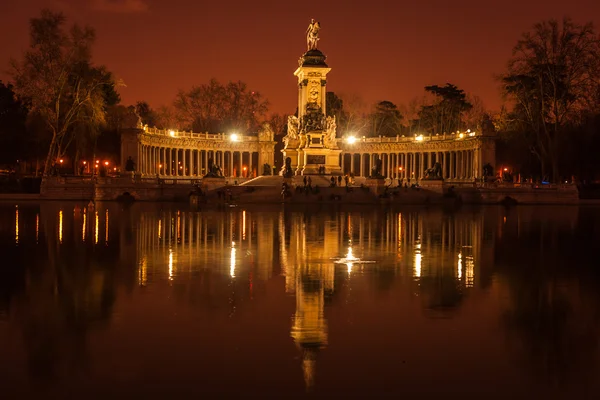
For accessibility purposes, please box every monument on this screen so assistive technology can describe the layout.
[281,19,343,176]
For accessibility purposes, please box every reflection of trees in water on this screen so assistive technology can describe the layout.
[497,206,600,386]
[9,203,122,382]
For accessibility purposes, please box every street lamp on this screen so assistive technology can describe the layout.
[230,133,239,142]
[243,166,247,177]
[346,135,357,144]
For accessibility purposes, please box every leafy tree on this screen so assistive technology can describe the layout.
[174,79,269,134]
[500,17,600,181]
[326,91,345,119]
[417,83,473,134]
[135,101,157,127]
[10,9,120,176]
[368,100,402,137]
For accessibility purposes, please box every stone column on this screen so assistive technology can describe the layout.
[350,154,355,175]
[419,152,424,180]
[229,151,233,177]
[249,152,253,178]
[175,149,179,176]
[238,151,243,178]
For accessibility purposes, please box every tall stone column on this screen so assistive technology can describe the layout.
[249,152,253,178]
[228,151,233,177]
[238,151,243,178]
[175,149,179,176]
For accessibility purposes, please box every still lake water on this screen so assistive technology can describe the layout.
[1,202,600,398]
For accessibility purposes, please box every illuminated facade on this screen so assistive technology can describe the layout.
[338,129,496,182]
[121,125,277,178]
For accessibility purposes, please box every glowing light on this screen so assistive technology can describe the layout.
[58,210,63,244]
[415,135,424,142]
[83,161,87,165]
[242,211,246,240]
[35,213,39,243]
[104,161,109,166]
[469,131,476,137]
[458,133,465,139]
[230,133,239,142]
[105,208,109,244]
[398,166,403,171]
[59,159,64,164]
[82,209,86,241]
[169,249,174,280]
[467,129,471,133]
[158,219,162,239]
[15,206,19,244]
[457,252,463,280]
[230,241,236,278]
[169,130,175,137]
[95,211,99,244]
[346,136,357,144]
[503,167,508,171]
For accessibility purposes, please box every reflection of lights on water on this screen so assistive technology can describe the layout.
[158,219,162,239]
[168,249,174,281]
[105,209,109,244]
[333,246,374,274]
[15,206,19,244]
[242,211,246,240]
[457,252,463,279]
[95,211,99,244]
[82,208,86,241]
[414,252,422,278]
[397,213,402,246]
[503,216,507,224]
[177,211,181,243]
[345,246,357,273]
[466,255,474,287]
[59,210,63,244]
[35,213,39,243]
[139,256,147,286]
[230,241,236,278]
[414,241,422,278]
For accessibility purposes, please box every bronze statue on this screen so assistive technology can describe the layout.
[306,19,321,51]
[204,159,224,178]
[424,162,443,179]
[370,159,384,179]
[282,157,294,178]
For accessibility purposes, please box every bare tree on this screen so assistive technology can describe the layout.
[174,79,269,134]
[10,10,119,176]
[500,17,600,181]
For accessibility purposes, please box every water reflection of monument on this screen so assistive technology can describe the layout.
[132,206,495,390]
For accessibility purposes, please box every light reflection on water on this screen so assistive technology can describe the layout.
[0,203,599,397]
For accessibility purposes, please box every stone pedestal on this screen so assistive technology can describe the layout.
[300,147,342,175]
[201,177,227,191]
[419,179,444,193]
[364,178,386,196]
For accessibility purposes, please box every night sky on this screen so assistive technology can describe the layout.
[1,0,599,116]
